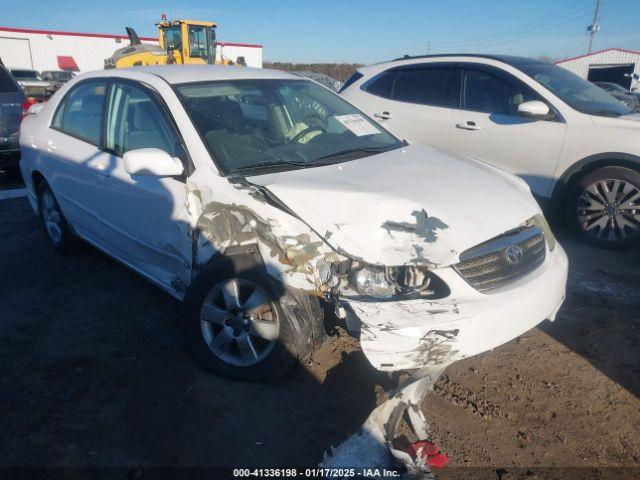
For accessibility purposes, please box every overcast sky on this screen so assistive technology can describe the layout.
[0,0,638,63]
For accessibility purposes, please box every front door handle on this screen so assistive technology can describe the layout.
[374,111,393,120]
[456,121,482,131]
[46,140,56,151]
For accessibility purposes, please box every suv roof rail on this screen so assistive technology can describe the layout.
[388,53,542,66]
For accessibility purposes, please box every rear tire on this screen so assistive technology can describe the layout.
[183,254,321,381]
[566,166,640,249]
[37,181,78,253]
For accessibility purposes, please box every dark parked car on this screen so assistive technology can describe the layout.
[42,70,75,96]
[594,81,639,110]
[0,64,26,177]
[296,71,343,92]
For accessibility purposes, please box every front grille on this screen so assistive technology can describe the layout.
[455,225,546,292]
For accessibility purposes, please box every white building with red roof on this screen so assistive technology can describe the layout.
[556,48,640,91]
[0,25,262,72]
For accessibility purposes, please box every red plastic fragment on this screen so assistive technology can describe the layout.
[426,452,449,468]
[404,440,449,469]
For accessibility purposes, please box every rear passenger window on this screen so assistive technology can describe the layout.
[105,83,176,156]
[392,67,457,107]
[462,68,540,115]
[364,70,398,99]
[55,81,108,145]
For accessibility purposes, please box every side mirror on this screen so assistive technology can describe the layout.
[517,100,551,119]
[123,148,184,177]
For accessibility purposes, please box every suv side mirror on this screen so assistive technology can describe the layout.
[517,100,551,119]
[123,148,184,177]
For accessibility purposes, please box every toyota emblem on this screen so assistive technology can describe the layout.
[504,245,524,265]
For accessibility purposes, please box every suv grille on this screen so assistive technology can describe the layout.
[455,225,546,292]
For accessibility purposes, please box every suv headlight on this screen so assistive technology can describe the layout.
[337,262,449,301]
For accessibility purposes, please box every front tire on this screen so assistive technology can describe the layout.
[183,254,321,381]
[566,166,640,248]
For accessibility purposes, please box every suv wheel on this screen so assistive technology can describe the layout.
[38,182,77,252]
[183,254,319,381]
[567,166,640,248]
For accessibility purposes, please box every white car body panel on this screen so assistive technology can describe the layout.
[19,65,568,372]
[341,56,640,200]
[249,143,540,267]
[448,108,567,196]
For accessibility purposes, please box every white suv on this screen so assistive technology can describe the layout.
[340,55,640,248]
[19,66,567,381]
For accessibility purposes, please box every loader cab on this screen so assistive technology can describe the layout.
[158,19,217,65]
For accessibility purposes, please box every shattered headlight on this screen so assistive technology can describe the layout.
[531,214,556,251]
[337,262,448,300]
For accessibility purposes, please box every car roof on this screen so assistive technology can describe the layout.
[77,65,299,85]
[376,53,549,68]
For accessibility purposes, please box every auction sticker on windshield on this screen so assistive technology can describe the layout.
[335,114,381,136]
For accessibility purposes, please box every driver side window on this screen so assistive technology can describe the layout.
[105,82,176,157]
[461,67,541,116]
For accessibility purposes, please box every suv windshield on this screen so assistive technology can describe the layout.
[177,79,402,175]
[519,63,632,117]
[596,82,628,93]
[11,70,42,81]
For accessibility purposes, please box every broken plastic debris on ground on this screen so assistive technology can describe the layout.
[321,366,448,478]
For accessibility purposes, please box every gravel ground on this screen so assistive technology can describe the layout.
[1,171,639,478]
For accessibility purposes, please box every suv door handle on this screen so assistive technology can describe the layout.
[46,140,56,151]
[456,121,482,131]
[374,111,393,120]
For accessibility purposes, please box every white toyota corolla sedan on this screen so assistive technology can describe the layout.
[19,65,568,381]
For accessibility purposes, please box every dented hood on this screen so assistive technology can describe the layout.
[248,144,540,266]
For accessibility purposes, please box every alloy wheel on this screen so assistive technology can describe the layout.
[200,278,279,367]
[577,179,640,241]
[41,190,63,243]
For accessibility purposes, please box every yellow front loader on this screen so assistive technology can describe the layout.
[105,17,240,69]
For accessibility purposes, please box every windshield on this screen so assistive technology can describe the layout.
[597,82,627,93]
[162,26,182,51]
[519,63,631,117]
[176,79,403,175]
[11,70,42,81]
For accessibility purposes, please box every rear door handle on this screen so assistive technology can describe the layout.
[374,111,393,120]
[456,121,482,131]
[46,140,56,151]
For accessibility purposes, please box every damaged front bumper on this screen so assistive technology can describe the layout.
[343,244,568,371]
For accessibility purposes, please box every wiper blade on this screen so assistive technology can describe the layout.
[315,145,396,162]
[230,160,311,175]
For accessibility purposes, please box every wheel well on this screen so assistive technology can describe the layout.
[32,171,46,191]
[551,154,640,214]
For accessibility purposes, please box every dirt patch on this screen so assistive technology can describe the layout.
[1,196,639,474]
